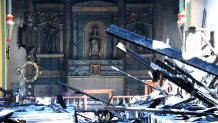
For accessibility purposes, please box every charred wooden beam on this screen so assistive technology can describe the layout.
[56,81,129,121]
[107,24,218,76]
[111,66,167,95]
[56,81,114,106]
[164,59,218,99]
[116,42,218,107]
[104,106,218,117]
[155,60,177,75]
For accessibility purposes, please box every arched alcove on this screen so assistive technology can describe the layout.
[83,21,106,59]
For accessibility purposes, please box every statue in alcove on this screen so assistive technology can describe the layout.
[134,23,149,53]
[43,22,58,53]
[89,25,101,58]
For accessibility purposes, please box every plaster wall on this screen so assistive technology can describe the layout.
[6,0,28,90]
[191,0,207,28]
[206,0,218,54]
[7,17,26,90]
[162,0,181,50]
[190,0,218,54]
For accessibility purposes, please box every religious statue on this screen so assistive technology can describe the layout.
[43,22,58,53]
[134,23,148,53]
[89,25,101,58]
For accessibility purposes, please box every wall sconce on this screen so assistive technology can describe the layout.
[6,45,10,59]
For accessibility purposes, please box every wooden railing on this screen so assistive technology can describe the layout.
[84,89,113,99]
[111,95,147,105]
[63,95,88,109]
[36,84,170,110]
[55,95,147,110]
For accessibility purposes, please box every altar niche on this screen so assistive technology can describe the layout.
[84,21,106,59]
[38,21,62,54]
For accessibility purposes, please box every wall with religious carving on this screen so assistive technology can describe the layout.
[71,1,117,60]
[7,0,180,97]
[84,21,106,59]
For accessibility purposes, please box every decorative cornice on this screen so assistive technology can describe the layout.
[36,11,63,24]
[73,1,116,7]
[72,6,118,12]
[36,4,64,9]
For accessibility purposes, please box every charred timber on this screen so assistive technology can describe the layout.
[107,24,218,76]
[111,66,168,95]
[116,42,218,107]
[104,106,218,117]
[56,81,114,106]
[56,81,129,121]
[164,59,218,99]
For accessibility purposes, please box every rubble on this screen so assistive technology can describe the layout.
[1,24,218,123]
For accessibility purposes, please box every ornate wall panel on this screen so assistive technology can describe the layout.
[29,4,66,96]
[126,4,153,54]
[72,1,117,59]
[36,9,64,54]
[35,4,64,70]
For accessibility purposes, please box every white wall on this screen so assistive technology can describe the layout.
[191,0,207,28]
[7,17,26,90]
[191,0,218,54]
[206,0,218,54]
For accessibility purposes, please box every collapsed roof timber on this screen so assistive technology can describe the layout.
[1,24,218,122]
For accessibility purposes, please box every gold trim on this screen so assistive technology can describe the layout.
[4,0,7,89]
[20,61,39,83]
[0,0,2,90]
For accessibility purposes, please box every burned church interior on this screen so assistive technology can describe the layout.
[1,0,218,122]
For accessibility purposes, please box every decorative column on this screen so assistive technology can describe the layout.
[112,14,118,58]
[154,0,163,41]
[64,0,72,62]
[117,0,126,59]
[0,0,7,91]
[72,14,78,59]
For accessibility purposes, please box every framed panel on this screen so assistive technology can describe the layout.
[91,65,100,76]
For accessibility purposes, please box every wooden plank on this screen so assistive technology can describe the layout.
[56,81,114,106]
[116,42,218,107]
[84,89,113,100]
[104,106,217,116]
